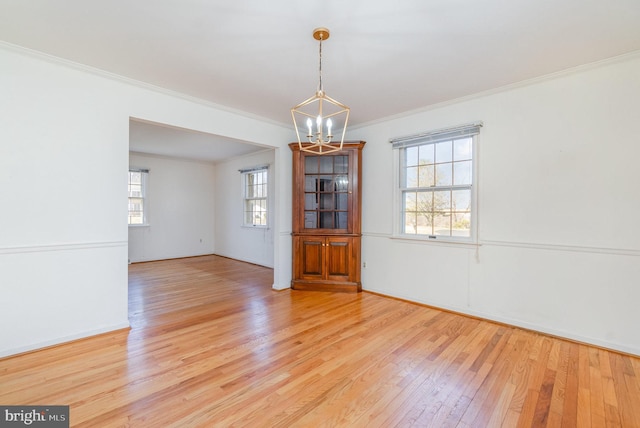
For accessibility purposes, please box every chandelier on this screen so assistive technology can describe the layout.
[291,28,350,154]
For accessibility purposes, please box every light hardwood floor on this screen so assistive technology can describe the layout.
[1,255,639,427]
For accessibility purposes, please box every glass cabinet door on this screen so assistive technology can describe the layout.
[303,154,349,230]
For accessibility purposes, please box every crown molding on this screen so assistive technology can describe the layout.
[0,41,291,130]
[352,49,640,130]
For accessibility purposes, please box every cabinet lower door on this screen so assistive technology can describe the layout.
[292,235,361,292]
[325,237,351,282]
[298,236,324,280]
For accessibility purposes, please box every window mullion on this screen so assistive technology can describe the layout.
[397,132,476,240]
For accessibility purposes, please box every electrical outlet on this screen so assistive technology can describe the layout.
[363,262,367,268]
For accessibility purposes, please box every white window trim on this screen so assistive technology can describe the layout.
[128,168,149,227]
[240,165,269,229]
[391,122,481,245]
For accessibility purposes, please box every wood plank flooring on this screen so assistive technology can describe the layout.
[1,255,639,427]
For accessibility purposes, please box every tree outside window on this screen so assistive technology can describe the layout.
[393,122,481,241]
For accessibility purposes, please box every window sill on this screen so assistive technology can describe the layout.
[390,234,479,249]
[128,224,150,228]
[242,225,269,230]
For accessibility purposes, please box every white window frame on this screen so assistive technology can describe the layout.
[391,122,481,244]
[128,168,149,226]
[241,165,269,228]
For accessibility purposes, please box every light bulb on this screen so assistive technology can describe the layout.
[327,118,332,137]
[306,118,312,136]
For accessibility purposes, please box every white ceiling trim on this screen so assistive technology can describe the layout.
[351,49,640,130]
[0,40,291,130]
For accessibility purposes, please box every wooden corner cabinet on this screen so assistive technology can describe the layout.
[289,141,365,292]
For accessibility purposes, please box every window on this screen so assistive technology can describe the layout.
[128,169,148,225]
[242,166,268,227]
[392,123,481,241]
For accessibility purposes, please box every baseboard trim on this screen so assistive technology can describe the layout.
[129,252,218,264]
[272,283,290,291]
[0,322,131,360]
[210,252,274,269]
[364,288,640,358]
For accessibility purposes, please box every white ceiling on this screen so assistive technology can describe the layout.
[129,119,270,162]
[2,0,640,160]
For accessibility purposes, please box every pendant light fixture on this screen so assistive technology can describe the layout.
[291,28,350,154]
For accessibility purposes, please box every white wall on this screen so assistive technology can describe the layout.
[273,146,293,290]
[0,44,292,358]
[128,153,216,262]
[0,46,130,358]
[214,150,276,268]
[349,53,640,355]
[8,35,635,358]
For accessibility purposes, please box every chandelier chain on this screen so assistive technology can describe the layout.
[318,34,323,93]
